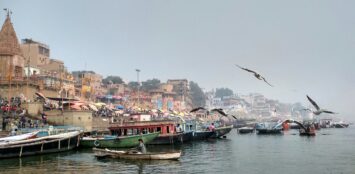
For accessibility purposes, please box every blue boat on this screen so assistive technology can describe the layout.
[256,122,283,134]
[183,119,214,141]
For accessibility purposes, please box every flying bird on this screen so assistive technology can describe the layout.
[190,107,206,113]
[211,108,237,119]
[211,108,227,116]
[235,64,273,87]
[304,95,337,115]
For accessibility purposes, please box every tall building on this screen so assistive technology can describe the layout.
[0,13,25,82]
[166,79,192,110]
[20,38,50,67]
[72,71,103,101]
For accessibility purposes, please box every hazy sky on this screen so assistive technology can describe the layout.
[2,1,355,120]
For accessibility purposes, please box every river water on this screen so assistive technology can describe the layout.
[0,127,354,174]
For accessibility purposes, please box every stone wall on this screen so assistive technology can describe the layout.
[92,116,111,132]
[29,110,94,132]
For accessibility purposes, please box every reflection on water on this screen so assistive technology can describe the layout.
[0,128,354,174]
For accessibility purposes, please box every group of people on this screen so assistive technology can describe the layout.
[93,106,117,117]
[0,97,22,116]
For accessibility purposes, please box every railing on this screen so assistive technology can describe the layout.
[110,120,176,127]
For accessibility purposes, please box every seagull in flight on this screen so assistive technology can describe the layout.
[190,107,207,113]
[235,64,273,87]
[304,95,337,115]
[190,107,237,119]
[211,108,237,119]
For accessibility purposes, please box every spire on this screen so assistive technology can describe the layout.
[0,12,23,56]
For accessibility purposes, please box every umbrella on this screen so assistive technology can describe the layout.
[116,105,124,110]
[70,105,81,110]
[88,104,98,112]
[95,102,106,107]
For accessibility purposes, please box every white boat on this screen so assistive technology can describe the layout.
[0,131,81,158]
[0,131,39,144]
[93,148,181,160]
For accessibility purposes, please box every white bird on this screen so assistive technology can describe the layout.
[235,64,273,87]
[304,95,337,115]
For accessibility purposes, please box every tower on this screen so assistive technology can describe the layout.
[0,10,25,102]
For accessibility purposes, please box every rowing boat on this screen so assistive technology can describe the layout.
[0,131,81,158]
[93,148,181,160]
[0,131,39,144]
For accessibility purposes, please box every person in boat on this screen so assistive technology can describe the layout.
[41,112,47,125]
[176,123,183,133]
[208,123,215,131]
[10,124,18,136]
[136,139,147,154]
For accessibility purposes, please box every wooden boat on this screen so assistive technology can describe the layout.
[299,129,316,136]
[184,119,214,141]
[191,131,213,140]
[256,128,282,134]
[109,120,192,145]
[0,131,39,144]
[0,131,81,159]
[256,122,283,134]
[210,125,233,138]
[93,148,181,160]
[283,119,317,136]
[238,127,255,134]
[80,132,160,148]
[333,122,349,128]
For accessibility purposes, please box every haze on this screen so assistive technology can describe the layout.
[3,0,355,121]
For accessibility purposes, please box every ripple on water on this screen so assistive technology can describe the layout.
[0,128,355,174]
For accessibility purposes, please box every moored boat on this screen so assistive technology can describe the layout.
[184,119,213,141]
[93,148,181,160]
[210,125,233,138]
[109,120,192,145]
[80,132,160,148]
[333,122,349,128]
[256,122,283,134]
[0,131,39,144]
[284,119,317,136]
[0,131,81,159]
[191,131,213,140]
[238,127,255,134]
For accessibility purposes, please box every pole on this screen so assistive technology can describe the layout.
[26,40,31,101]
[8,58,13,112]
[136,69,140,107]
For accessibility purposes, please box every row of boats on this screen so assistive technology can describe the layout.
[0,115,233,160]
[238,119,350,136]
[82,118,233,148]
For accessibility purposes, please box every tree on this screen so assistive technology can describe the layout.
[215,88,234,98]
[103,76,124,85]
[72,71,96,79]
[189,81,206,107]
[141,79,161,91]
[128,81,139,90]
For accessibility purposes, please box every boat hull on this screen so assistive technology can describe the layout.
[299,132,316,136]
[210,125,233,138]
[93,148,181,160]
[334,124,349,128]
[256,129,282,134]
[147,132,188,145]
[0,131,80,159]
[192,131,213,140]
[238,127,255,134]
[181,131,193,142]
[0,131,39,144]
[80,132,159,148]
